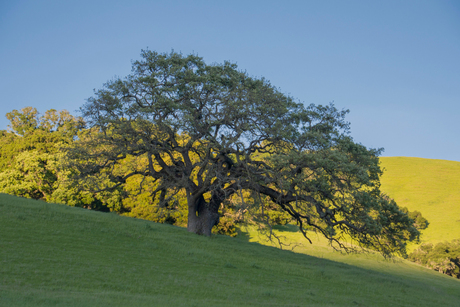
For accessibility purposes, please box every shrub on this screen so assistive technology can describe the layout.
[400,207,429,230]
[408,239,460,278]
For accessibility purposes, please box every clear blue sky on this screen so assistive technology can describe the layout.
[1,0,459,161]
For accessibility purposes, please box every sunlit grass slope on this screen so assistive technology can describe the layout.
[379,157,460,244]
[1,194,460,306]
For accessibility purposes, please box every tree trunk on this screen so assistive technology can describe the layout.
[187,194,220,236]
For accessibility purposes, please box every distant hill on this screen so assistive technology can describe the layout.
[1,193,459,306]
[379,157,460,244]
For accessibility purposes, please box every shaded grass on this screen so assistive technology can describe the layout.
[1,193,459,306]
[379,157,460,245]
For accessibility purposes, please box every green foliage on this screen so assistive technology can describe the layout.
[213,215,238,237]
[0,107,106,209]
[0,150,58,199]
[400,207,429,231]
[409,239,460,279]
[266,206,293,226]
[0,108,83,168]
[0,108,81,198]
[69,50,420,256]
[122,173,189,225]
[5,106,40,136]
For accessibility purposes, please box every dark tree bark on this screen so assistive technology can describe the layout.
[187,194,220,236]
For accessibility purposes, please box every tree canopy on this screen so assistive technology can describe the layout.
[70,50,420,256]
[0,108,83,200]
[0,107,114,210]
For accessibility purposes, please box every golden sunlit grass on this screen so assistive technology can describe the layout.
[379,157,460,245]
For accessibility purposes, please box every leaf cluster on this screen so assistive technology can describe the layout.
[0,107,103,208]
[409,239,460,278]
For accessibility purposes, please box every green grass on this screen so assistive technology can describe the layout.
[1,193,460,306]
[379,157,460,245]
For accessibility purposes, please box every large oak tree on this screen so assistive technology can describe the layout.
[72,50,419,256]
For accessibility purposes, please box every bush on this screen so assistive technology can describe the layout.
[408,239,460,278]
[213,215,238,237]
[400,207,429,230]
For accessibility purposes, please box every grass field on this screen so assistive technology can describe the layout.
[379,157,460,245]
[1,193,460,306]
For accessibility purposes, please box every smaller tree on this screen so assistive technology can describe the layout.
[1,107,83,165]
[409,239,460,278]
[0,108,94,205]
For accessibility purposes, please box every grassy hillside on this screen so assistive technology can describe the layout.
[1,193,460,306]
[379,157,460,244]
